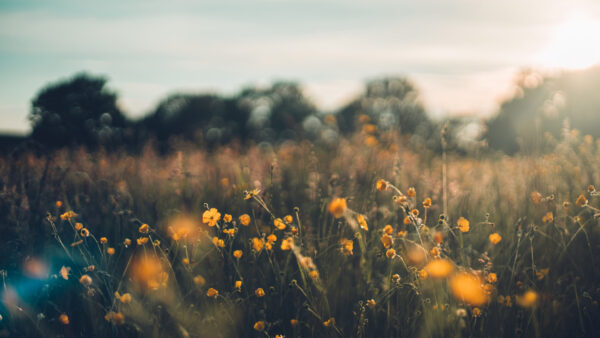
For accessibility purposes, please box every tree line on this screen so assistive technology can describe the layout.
[25,67,600,154]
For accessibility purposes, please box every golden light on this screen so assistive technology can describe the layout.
[538,16,600,70]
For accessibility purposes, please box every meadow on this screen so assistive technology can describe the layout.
[0,125,599,337]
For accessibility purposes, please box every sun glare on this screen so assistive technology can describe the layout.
[538,17,600,70]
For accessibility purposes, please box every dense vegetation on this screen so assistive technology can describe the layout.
[0,123,599,337]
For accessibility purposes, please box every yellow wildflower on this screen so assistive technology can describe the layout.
[253,321,265,331]
[457,217,470,232]
[203,208,221,227]
[357,214,368,230]
[340,238,354,256]
[59,314,69,325]
[450,272,489,306]
[138,223,149,234]
[489,233,502,245]
[422,197,432,208]
[223,214,232,223]
[284,215,293,224]
[380,234,393,248]
[328,198,347,218]
[386,248,396,259]
[255,288,265,297]
[376,179,387,191]
[206,288,219,298]
[274,218,286,230]
[407,187,416,198]
[100,237,108,244]
[239,214,251,226]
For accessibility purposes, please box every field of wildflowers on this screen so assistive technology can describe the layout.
[0,127,599,337]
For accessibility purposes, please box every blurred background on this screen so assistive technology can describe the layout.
[2,0,600,154]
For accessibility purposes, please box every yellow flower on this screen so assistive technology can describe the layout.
[489,233,502,245]
[380,234,393,248]
[323,318,335,327]
[397,230,408,238]
[536,268,549,280]
[59,266,70,280]
[386,248,396,259]
[424,259,454,278]
[217,239,225,248]
[75,222,83,231]
[107,247,115,255]
[56,200,63,208]
[206,288,219,298]
[364,135,378,147]
[487,273,498,283]
[403,216,411,225]
[429,247,440,257]
[252,238,264,252]
[235,280,242,290]
[392,274,400,282]
[104,311,125,325]
[290,319,299,327]
[366,299,376,308]
[223,214,232,223]
[79,274,92,286]
[383,224,393,235]
[267,234,277,243]
[291,226,298,235]
[542,212,554,223]
[450,272,489,306]
[100,237,108,244]
[123,238,131,246]
[120,292,132,304]
[576,194,587,206]
[274,218,286,230]
[340,238,354,256]
[407,187,416,198]
[422,197,432,208]
[138,223,149,234]
[239,214,251,226]
[516,290,539,308]
[59,313,69,325]
[376,179,387,191]
[357,214,368,230]
[193,275,206,286]
[244,188,260,200]
[418,269,428,280]
[328,198,347,218]
[411,209,419,216]
[457,217,470,232]
[80,228,90,237]
[472,307,482,317]
[284,215,293,224]
[60,211,77,221]
[433,232,443,244]
[253,321,266,331]
[137,237,148,245]
[281,238,293,251]
[255,288,265,297]
[395,195,408,204]
[309,270,319,280]
[182,258,190,265]
[223,228,236,236]
[230,250,242,259]
[203,208,221,226]
[531,191,542,204]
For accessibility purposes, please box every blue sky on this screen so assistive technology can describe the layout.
[2,0,600,133]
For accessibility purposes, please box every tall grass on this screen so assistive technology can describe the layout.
[0,129,599,337]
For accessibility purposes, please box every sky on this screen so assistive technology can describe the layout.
[2,0,600,133]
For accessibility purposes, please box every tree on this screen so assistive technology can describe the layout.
[138,93,250,149]
[236,81,317,142]
[336,77,431,136]
[29,73,128,149]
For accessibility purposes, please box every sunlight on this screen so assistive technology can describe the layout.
[538,16,600,70]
